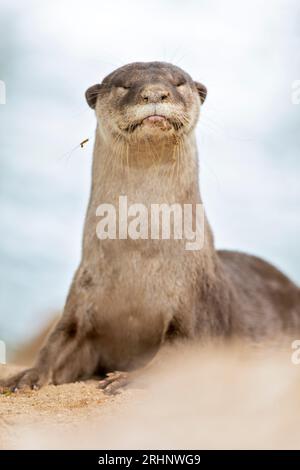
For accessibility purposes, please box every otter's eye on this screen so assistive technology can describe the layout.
[176,82,186,88]
[118,85,130,90]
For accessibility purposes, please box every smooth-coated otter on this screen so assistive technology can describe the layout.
[1,61,299,393]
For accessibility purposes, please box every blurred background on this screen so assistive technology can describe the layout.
[0,0,299,353]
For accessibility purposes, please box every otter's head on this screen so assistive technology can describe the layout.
[86,62,206,142]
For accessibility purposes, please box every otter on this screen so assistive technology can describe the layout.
[1,61,299,393]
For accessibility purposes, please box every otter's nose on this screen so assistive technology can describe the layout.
[140,86,170,103]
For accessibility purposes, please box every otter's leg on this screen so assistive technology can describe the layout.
[51,332,100,385]
[0,315,99,392]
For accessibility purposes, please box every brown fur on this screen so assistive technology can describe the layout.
[1,61,299,392]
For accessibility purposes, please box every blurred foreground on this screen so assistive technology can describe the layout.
[1,337,300,449]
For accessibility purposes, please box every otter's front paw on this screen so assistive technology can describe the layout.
[98,371,131,395]
[0,368,45,393]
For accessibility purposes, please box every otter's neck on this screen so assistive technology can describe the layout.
[90,127,202,205]
[82,126,218,276]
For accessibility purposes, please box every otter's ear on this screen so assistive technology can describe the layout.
[85,84,102,109]
[194,82,207,104]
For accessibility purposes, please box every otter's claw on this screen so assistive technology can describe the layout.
[98,371,131,395]
[0,368,44,394]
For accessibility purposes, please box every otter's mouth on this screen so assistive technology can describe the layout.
[125,114,183,133]
[142,115,167,124]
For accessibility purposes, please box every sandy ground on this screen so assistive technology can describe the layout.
[1,338,300,449]
[0,372,139,449]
